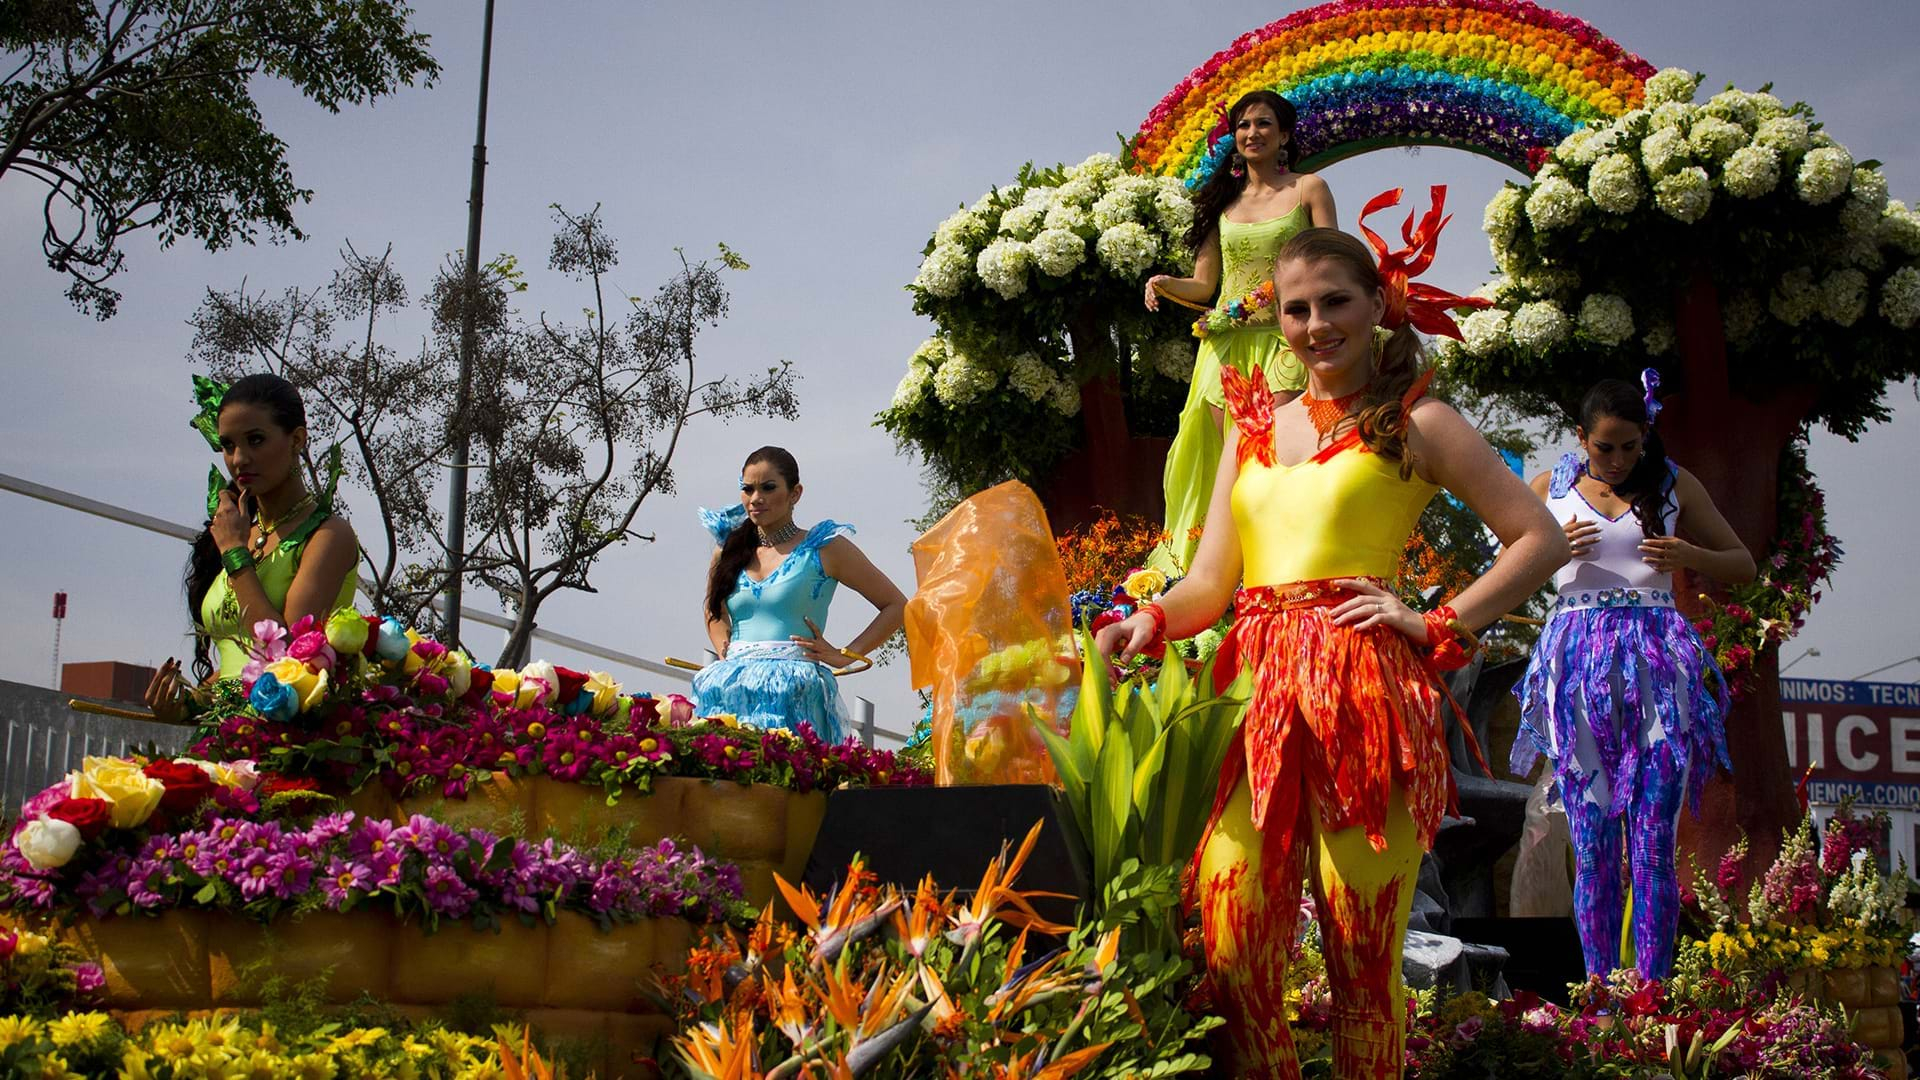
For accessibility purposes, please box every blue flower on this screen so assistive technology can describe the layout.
[374,616,410,663]
[249,672,299,723]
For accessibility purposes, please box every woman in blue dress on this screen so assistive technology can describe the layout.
[695,446,907,742]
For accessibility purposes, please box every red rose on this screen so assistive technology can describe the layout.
[362,614,384,658]
[554,666,589,704]
[142,760,217,815]
[467,667,494,697]
[258,774,322,798]
[45,797,112,841]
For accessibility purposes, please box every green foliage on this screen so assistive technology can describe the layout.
[1036,629,1249,951]
[1,0,441,316]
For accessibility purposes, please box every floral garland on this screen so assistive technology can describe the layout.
[1690,442,1841,697]
[1,758,751,929]
[1191,280,1275,339]
[186,613,926,799]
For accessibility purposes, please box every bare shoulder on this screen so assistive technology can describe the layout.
[1528,470,1553,497]
[1404,395,1469,434]
[312,515,358,547]
[1292,172,1331,195]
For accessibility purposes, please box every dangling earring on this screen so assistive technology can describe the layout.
[1230,153,1245,179]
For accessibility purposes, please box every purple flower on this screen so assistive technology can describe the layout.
[270,852,314,899]
[321,857,373,908]
[350,818,399,862]
[125,858,170,909]
[234,848,279,900]
[404,815,462,862]
[72,963,105,996]
[423,864,477,919]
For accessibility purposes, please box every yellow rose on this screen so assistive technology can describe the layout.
[586,671,622,717]
[1122,568,1168,600]
[266,657,321,706]
[491,669,521,698]
[402,630,425,674]
[70,756,164,829]
[13,929,48,957]
[298,667,330,712]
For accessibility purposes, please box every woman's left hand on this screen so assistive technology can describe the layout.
[793,617,854,667]
[1638,536,1699,574]
[1329,579,1429,643]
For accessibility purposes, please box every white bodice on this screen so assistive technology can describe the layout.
[1545,455,1675,597]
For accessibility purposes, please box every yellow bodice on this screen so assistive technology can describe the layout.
[1231,443,1438,587]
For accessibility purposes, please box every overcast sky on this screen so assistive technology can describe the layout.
[3,0,1917,740]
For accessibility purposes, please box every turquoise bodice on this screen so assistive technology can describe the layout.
[700,507,855,643]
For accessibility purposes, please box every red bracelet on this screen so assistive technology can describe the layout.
[1141,602,1169,642]
[1422,605,1478,672]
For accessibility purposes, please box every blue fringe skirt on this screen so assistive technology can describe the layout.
[1511,602,1731,817]
[692,640,849,744]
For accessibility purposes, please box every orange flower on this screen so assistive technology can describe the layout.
[889,874,948,960]
[946,821,1075,952]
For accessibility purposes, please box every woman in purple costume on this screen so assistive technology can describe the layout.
[1511,373,1755,978]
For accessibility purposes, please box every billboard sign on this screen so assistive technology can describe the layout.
[1781,677,1920,808]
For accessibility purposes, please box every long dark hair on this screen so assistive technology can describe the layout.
[1184,90,1301,254]
[185,373,308,680]
[1577,379,1674,540]
[704,447,801,626]
[1274,228,1426,477]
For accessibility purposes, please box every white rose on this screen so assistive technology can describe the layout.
[15,818,81,871]
[519,660,559,706]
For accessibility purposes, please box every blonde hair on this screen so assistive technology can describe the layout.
[1274,227,1425,477]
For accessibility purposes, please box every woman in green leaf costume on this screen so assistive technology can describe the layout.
[1144,90,1337,574]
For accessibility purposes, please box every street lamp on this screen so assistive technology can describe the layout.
[1781,646,1821,673]
[1850,654,1920,681]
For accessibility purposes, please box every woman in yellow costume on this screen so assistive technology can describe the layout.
[1101,190,1568,1079]
[1143,90,1337,574]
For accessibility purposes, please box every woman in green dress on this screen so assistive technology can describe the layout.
[1144,90,1337,574]
[145,374,359,720]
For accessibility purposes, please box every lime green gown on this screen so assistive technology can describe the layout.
[1152,205,1310,574]
[198,511,359,678]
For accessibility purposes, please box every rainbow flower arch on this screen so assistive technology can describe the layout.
[1133,0,1656,185]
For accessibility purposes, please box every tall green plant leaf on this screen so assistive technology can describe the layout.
[1093,727,1136,893]
[1032,703,1092,850]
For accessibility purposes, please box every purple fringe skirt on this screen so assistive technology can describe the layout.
[1511,604,1730,817]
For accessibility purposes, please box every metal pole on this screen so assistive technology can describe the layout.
[442,0,497,647]
[856,697,875,749]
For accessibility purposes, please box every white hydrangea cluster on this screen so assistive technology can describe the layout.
[1514,264,1581,298]
[1642,318,1676,356]
[1052,176,1099,209]
[1030,228,1086,277]
[935,207,990,250]
[914,243,974,298]
[1075,153,1124,181]
[1820,267,1869,326]
[1558,127,1601,167]
[1096,222,1160,278]
[1640,126,1694,177]
[1044,201,1090,233]
[1754,116,1811,157]
[1148,338,1196,382]
[932,345,999,406]
[1587,153,1644,214]
[976,238,1033,300]
[1459,308,1510,357]
[1577,293,1635,345]
[1091,188,1141,232]
[1686,116,1749,163]
[1654,167,1714,223]
[1722,290,1765,345]
[1841,167,1890,234]
[997,202,1047,241]
[1006,351,1057,401]
[891,340,943,410]
[1701,89,1759,128]
[1795,146,1854,205]
[1525,174,1590,231]
[1645,67,1702,106]
[1769,266,1819,325]
[1483,185,1525,251]
[1720,145,1780,199]
[1881,201,1920,256]
[1154,186,1195,235]
[1509,300,1570,352]
[1879,264,1920,329]
[1046,377,1081,416]
[1649,102,1696,132]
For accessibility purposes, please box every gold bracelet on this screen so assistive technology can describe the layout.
[831,648,873,676]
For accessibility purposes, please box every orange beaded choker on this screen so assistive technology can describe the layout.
[1302,385,1368,437]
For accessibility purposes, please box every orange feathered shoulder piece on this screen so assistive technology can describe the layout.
[1220,364,1277,469]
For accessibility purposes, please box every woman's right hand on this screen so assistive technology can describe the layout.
[1563,515,1600,560]
[1143,275,1170,312]
[1094,611,1159,663]
[210,488,251,554]
[144,658,186,724]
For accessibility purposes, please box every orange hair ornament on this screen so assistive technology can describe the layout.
[1357,185,1491,340]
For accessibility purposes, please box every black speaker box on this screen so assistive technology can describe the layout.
[1449,916,1587,1003]
[801,784,1091,930]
